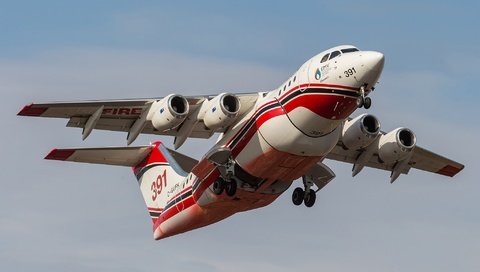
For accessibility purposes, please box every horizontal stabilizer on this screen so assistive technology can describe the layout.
[45,145,154,167]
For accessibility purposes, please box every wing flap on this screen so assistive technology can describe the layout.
[326,146,399,173]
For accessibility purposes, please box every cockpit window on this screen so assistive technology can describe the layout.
[329,51,341,60]
[320,53,329,63]
[341,48,359,53]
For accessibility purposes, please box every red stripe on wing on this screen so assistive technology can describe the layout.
[44,149,75,161]
[436,165,464,177]
[17,104,48,116]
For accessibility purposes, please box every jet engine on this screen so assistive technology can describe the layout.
[378,128,416,163]
[203,93,240,130]
[342,114,381,150]
[149,94,189,131]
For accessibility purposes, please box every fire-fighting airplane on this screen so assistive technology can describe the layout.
[18,45,464,240]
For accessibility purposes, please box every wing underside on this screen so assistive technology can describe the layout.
[18,93,259,146]
[326,138,464,180]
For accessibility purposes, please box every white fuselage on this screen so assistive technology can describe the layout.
[153,45,385,239]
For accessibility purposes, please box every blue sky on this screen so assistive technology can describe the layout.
[1,1,479,271]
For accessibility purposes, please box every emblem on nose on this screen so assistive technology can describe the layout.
[315,68,321,80]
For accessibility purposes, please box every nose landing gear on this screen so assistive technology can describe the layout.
[290,162,336,208]
[357,85,372,109]
[291,178,317,208]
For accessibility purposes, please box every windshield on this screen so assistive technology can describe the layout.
[329,51,341,60]
[341,48,359,54]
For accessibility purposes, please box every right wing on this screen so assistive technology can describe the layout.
[18,93,259,147]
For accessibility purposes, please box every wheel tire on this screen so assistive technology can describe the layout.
[364,97,372,109]
[292,187,305,206]
[304,189,316,208]
[213,178,225,195]
[225,181,237,197]
[357,96,364,108]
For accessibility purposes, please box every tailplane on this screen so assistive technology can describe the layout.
[45,141,196,227]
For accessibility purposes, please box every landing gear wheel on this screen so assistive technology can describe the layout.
[363,97,372,109]
[356,96,364,108]
[213,178,225,195]
[304,189,316,208]
[292,187,305,206]
[225,181,237,197]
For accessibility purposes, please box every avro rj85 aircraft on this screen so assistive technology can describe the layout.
[18,45,464,240]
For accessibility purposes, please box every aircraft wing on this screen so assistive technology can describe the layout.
[326,135,464,182]
[18,93,259,147]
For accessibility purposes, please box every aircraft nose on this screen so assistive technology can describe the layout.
[364,51,385,72]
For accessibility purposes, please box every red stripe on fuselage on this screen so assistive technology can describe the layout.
[282,93,357,120]
[166,186,192,206]
[153,195,196,230]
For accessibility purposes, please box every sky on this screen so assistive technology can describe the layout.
[1,1,479,271]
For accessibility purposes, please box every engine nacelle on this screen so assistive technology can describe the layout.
[378,127,416,163]
[203,93,240,130]
[342,114,381,150]
[148,94,189,131]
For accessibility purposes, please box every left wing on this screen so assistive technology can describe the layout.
[18,93,259,148]
[327,144,464,180]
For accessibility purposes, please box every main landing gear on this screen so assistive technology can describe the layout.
[292,179,317,208]
[213,177,237,197]
[207,146,238,197]
[357,85,372,109]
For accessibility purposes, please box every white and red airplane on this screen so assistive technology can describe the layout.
[18,45,464,240]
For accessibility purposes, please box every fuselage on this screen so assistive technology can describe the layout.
[152,45,385,239]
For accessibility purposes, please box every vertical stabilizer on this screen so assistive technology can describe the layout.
[132,141,189,225]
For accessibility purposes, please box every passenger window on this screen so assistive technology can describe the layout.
[288,81,291,87]
[320,54,329,63]
[329,51,341,60]
[293,76,296,82]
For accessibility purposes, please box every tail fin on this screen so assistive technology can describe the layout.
[45,141,195,225]
[131,142,190,223]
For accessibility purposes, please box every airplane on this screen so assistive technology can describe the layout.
[18,45,464,240]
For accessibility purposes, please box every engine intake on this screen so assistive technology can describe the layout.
[378,128,416,163]
[149,94,189,131]
[342,114,381,150]
[203,93,240,130]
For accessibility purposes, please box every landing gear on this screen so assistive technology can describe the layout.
[357,85,372,109]
[304,189,316,207]
[208,147,238,197]
[291,187,317,207]
[213,178,225,195]
[225,180,237,197]
[292,187,305,206]
[212,177,237,197]
[363,97,371,109]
